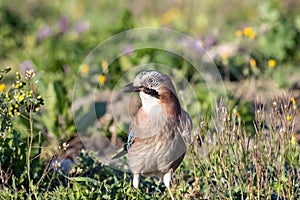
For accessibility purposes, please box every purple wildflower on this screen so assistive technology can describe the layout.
[75,20,90,34]
[59,16,70,34]
[37,26,52,41]
[21,60,34,71]
[204,36,217,49]
[180,37,204,54]
[122,45,134,55]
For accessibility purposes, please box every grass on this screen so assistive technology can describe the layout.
[1,93,298,199]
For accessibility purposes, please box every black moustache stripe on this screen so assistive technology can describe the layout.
[144,88,160,99]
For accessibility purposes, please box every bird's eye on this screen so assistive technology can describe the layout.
[147,77,157,86]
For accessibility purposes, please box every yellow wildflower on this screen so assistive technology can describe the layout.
[291,97,296,105]
[14,82,24,89]
[268,59,276,68]
[221,53,229,60]
[101,60,108,71]
[80,64,89,75]
[160,7,181,24]
[18,95,25,102]
[235,30,243,38]
[291,133,296,145]
[249,58,256,68]
[291,97,297,110]
[72,2,84,19]
[220,53,229,65]
[243,27,256,39]
[0,83,6,92]
[286,115,292,121]
[98,74,107,85]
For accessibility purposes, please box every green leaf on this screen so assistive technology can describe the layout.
[119,56,133,71]
[66,176,98,184]
[53,80,68,113]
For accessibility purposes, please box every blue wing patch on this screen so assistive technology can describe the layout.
[111,129,135,160]
[126,129,135,150]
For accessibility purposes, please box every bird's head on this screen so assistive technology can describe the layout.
[122,70,180,116]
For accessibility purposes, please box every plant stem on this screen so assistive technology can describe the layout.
[27,109,34,198]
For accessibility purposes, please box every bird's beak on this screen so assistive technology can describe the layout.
[122,83,141,93]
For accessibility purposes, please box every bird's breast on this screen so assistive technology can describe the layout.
[132,106,167,138]
[128,116,186,176]
[128,131,186,177]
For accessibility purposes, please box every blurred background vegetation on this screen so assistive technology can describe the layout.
[0,0,300,199]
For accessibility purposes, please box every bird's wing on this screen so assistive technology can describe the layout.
[111,129,135,159]
[180,109,192,134]
[126,129,135,150]
[179,109,193,144]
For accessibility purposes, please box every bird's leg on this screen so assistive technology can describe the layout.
[133,173,140,189]
[163,170,175,200]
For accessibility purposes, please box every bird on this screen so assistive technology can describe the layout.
[113,70,192,199]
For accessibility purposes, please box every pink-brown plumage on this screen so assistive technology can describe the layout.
[121,70,191,200]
